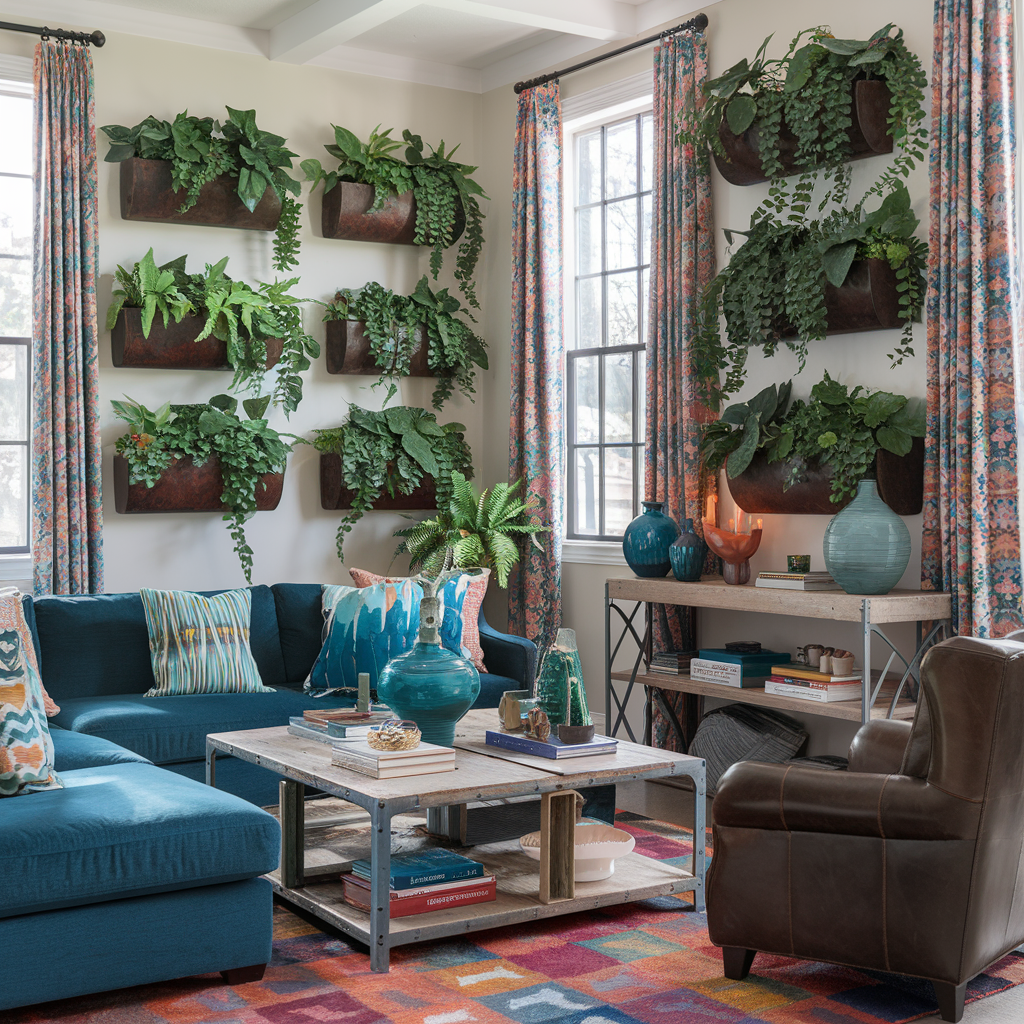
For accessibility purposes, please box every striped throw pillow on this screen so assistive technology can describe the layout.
[0,629,63,797]
[140,588,274,697]
[0,588,59,716]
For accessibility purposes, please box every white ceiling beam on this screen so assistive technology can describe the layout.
[269,0,421,63]
[309,43,482,92]
[635,0,723,36]
[433,0,635,41]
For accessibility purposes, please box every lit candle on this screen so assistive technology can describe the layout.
[357,671,370,712]
[756,518,763,531]
[705,494,715,521]
[727,517,735,533]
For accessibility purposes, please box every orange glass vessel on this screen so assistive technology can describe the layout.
[702,520,763,585]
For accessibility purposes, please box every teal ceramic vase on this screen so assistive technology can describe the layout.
[622,500,679,578]
[823,479,911,595]
[375,579,480,746]
[669,518,707,582]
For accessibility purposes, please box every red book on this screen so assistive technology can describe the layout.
[342,874,497,917]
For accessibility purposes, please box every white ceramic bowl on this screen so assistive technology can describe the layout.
[519,822,636,881]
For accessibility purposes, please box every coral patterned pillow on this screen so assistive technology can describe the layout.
[348,569,490,673]
[0,588,58,716]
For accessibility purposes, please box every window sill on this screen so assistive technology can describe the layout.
[561,539,627,566]
[0,554,32,586]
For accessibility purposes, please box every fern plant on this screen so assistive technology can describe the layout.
[106,249,191,336]
[394,471,548,589]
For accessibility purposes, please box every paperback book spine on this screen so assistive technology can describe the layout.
[689,659,769,687]
[351,863,485,889]
[344,878,496,916]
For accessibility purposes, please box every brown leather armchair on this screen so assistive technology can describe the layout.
[706,636,1024,1023]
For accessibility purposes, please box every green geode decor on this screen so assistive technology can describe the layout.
[535,628,591,730]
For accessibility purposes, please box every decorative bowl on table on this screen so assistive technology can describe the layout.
[365,720,421,751]
[519,822,636,881]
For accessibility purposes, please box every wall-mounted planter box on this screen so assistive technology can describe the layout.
[119,157,281,230]
[321,181,464,246]
[114,454,283,514]
[713,79,893,186]
[319,453,437,511]
[324,318,430,376]
[111,308,283,370]
[725,436,924,517]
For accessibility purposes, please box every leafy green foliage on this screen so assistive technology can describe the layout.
[113,395,293,582]
[325,276,488,409]
[303,125,487,309]
[700,381,793,478]
[313,406,474,563]
[394,471,548,589]
[106,248,191,337]
[101,107,303,273]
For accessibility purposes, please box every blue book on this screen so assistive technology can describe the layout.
[484,729,617,759]
[697,649,791,668]
[350,848,484,890]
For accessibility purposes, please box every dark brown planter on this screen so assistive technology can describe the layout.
[725,436,924,517]
[119,158,281,230]
[319,453,437,511]
[321,181,465,246]
[114,454,283,514]
[713,79,893,186]
[111,308,283,370]
[324,319,431,376]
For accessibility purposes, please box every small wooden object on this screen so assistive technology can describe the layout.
[279,779,305,889]
[538,790,578,904]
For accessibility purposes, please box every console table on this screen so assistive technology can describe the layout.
[604,575,952,747]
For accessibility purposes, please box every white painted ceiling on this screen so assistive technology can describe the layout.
[0,0,714,92]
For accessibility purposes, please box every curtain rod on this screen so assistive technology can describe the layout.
[513,12,707,94]
[0,20,105,47]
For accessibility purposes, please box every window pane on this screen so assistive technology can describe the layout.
[574,356,599,443]
[574,448,600,535]
[641,114,653,192]
[641,192,652,267]
[640,267,650,347]
[607,271,639,347]
[606,197,638,272]
[576,275,601,349]
[605,120,637,199]
[0,256,31,336]
[576,130,602,205]
[0,446,28,549]
[0,94,31,175]
[0,345,28,440]
[605,353,633,443]
[605,447,634,535]
[576,205,601,275]
[0,176,32,258]
[638,350,647,441]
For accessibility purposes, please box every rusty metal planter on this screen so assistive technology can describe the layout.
[320,181,464,246]
[119,158,281,230]
[111,308,283,370]
[319,453,437,511]
[713,79,893,186]
[324,319,431,376]
[114,454,284,514]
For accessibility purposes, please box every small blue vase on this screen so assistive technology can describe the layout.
[622,500,679,578]
[669,518,707,582]
[823,479,911,595]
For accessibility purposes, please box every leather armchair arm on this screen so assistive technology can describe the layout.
[848,720,912,774]
[714,760,981,842]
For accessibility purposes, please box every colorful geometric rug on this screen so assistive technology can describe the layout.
[7,810,1024,1024]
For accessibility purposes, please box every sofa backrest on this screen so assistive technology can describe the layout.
[270,583,326,685]
[30,586,288,700]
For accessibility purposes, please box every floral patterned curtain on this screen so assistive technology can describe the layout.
[921,0,1022,636]
[645,31,716,751]
[31,41,103,596]
[508,81,563,650]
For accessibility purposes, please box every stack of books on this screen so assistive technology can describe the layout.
[766,664,863,702]
[342,849,496,917]
[331,738,456,778]
[689,648,791,689]
[484,729,617,759]
[755,571,841,591]
[287,708,393,744]
[649,649,698,674]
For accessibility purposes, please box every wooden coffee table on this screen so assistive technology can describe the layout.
[206,709,706,971]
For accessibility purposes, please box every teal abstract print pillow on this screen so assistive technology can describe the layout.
[140,588,275,697]
[0,629,63,797]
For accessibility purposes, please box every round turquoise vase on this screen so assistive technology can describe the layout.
[669,518,707,582]
[822,479,911,595]
[622,500,679,578]
[375,587,480,746]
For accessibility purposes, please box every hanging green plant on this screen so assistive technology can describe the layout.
[112,394,294,583]
[324,276,488,409]
[312,406,473,562]
[303,125,486,309]
[101,107,304,272]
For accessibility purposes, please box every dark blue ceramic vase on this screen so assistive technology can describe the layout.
[669,518,707,582]
[622,500,679,578]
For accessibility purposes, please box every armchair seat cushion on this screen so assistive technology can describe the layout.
[50,727,151,770]
[0,762,280,919]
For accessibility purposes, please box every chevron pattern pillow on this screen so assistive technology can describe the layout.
[0,588,59,716]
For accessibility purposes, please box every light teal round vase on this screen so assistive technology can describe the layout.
[822,479,911,595]
[622,500,679,578]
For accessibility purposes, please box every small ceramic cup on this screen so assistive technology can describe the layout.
[832,655,855,675]
[805,644,824,669]
[819,654,832,674]
[788,554,811,573]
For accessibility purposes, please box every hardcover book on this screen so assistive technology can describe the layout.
[341,874,496,917]
[350,848,485,890]
[697,648,791,667]
[689,658,769,688]
[755,577,842,591]
[765,679,862,702]
[769,665,860,683]
[483,729,617,759]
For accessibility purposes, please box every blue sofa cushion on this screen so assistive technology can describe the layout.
[51,690,355,765]
[0,762,280,919]
[33,586,287,700]
[271,582,324,686]
[49,726,151,770]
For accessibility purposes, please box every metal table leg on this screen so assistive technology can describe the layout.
[691,763,706,913]
[369,800,394,972]
[205,741,216,788]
